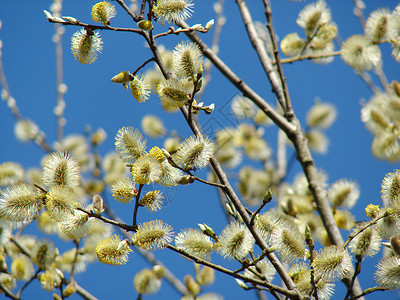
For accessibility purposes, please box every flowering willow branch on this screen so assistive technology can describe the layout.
[178,6,365,298]
[279,51,341,64]
[166,244,297,299]
[168,24,300,297]
[142,21,300,295]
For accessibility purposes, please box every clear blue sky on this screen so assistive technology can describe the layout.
[0,1,399,299]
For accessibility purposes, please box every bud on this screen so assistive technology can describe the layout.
[63,16,78,24]
[235,279,248,289]
[365,204,380,219]
[137,20,153,31]
[305,225,313,248]
[62,281,77,297]
[92,194,105,214]
[190,24,203,31]
[392,81,400,98]
[184,275,200,296]
[152,265,165,279]
[198,223,218,241]
[390,236,400,256]
[44,10,53,20]
[111,71,132,84]
[91,128,107,145]
[205,19,215,31]
[205,103,215,114]
[176,175,194,185]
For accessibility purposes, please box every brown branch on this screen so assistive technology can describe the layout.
[46,17,143,35]
[262,0,293,117]
[235,0,286,112]
[166,244,299,299]
[279,51,341,64]
[77,207,136,231]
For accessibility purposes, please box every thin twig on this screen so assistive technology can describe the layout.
[279,51,341,64]
[115,0,141,22]
[53,18,65,143]
[132,184,144,229]
[77,207,136,231]
[358,71,380,94]
[235,0,286,111]
[46,17,143,35]
[347,286,387,300]
[16,269,40,298]
[262,0,293,117]
[166,244,299,299]
[131,57,156,76]
[343,212,388,248]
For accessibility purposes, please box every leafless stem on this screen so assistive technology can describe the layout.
[166,244,299,299]
[279,51,341,64]
[235,0,286,112]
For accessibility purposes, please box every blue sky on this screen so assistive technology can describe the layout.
[1,1,400,299]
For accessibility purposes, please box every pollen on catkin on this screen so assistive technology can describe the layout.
[312,245,352,282]
[0,183,41,222]
[130,74,151,103]
[153,0,194,23]
[139,190,164,212]
[157,78,189,108]
[115,127,147,164]
[175,134,214,169]
[71,28,103,64]
[42,152,81,188]
[131,155,163,185]
[91,1,116,25]
[133,220,173,250]
[45,185,78,222]
[111,177,138,203]
[96,235,132,266]
[218,222,254,260]
[0,161,24,186]
[175,228,214,260]
[172,41,203,79]
[11,254,34,280]
[341,35,381,72]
